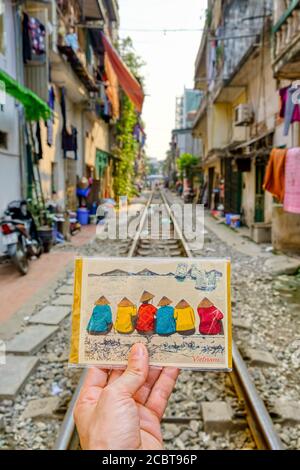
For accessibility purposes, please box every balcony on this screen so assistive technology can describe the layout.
[193,93,208,131]
[50,2,101,101]
[273,0,300,78]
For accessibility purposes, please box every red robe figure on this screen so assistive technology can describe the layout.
[197,297,224,335]
[136,291,157,336]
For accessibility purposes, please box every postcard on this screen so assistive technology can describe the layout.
[69,257,232,370]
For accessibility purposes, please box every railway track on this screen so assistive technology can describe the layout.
[54,189,284,450]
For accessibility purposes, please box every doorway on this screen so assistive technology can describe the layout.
[208,167,214,210]
[255,159,266,223]
[224,158,242,214]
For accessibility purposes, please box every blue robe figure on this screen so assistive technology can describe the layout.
[155,296,176,336]
[87,296,113,335]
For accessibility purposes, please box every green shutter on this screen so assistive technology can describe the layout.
[96,149,109,178]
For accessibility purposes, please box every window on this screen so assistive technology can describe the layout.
[0,131,8,149]
[0,0,5,56]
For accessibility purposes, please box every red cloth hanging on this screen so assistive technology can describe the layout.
[263,148,287,203]
[101,32,144,113]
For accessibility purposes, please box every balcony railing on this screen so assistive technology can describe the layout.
[273,0,300,64]
[192,93,208,130]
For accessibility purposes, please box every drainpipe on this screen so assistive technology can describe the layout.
[13,2,26,199]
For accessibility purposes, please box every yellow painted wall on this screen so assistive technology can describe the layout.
[38,84,110,208]
[84,118,110,168]
[208,103,231,150]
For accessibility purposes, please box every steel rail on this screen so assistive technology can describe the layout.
[54,188,284,450]
[54,370,87,450]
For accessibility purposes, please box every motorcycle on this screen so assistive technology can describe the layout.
[0,200,43,275]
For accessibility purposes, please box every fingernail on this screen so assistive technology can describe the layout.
[131,343,146,358]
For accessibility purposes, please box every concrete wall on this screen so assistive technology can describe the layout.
[208,103,231,150]
[272,205,300,253]
[176,131,201,158]
[84,116,110,168]
[242,164,255,226]
[39,85,111,209]
[235,45,278,227]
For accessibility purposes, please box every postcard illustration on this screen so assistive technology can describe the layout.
[69,257,232,370]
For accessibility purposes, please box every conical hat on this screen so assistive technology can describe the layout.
[198,297,214,308]
[140,290,155,302]
[95,295,110,305]
[158,296,172,306]
[175,299,190,309]
[118,297,135,307]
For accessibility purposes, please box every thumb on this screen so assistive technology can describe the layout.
[113,343,148,396]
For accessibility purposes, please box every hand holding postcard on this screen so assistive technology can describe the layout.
[69,258,232,370]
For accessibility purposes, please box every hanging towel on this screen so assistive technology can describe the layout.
[279,86,300,136]
[263,148,287,203]
[46,86,55,147]
[284,148,300,214]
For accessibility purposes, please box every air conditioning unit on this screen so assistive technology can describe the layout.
[234,104,253,127]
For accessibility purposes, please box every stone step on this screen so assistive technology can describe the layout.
[51,295,73,306]
[232,318,252,330]
[56,285,74,295]
[170,250,183,257]
[6,325,59,355]
[272,400,300,424]
[201,401,234,433]
[0,355,39,399]
[29,306,70,326]
[21,397,60,420]
[244,348,277,367]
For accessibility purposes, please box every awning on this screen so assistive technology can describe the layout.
[105,53,120,119]
[101,33,144,113]
[0,69,51,121]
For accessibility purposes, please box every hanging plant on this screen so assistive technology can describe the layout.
[113,94,138,198]
[113,37,146,199]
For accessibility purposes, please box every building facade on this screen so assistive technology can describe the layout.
[0,0,145,253]
[0,0,120,218]
[0,0,22,213]
[168,88,203,186]
[193,0,300,250]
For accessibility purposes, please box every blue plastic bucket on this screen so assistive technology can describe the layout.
[225,213,234,225]
[77,208,89,225]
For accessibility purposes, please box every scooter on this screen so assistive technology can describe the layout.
[0,200,42,275]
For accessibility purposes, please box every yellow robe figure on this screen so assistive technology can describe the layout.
[174,299,196,336]
[115,297,137,334]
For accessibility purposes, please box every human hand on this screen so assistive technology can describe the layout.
[74,343,179,450]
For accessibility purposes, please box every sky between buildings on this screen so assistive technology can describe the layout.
[118,0,207,161]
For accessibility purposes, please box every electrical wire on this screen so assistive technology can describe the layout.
[119,28,204,33]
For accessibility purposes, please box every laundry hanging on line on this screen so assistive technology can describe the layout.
[279,85,300,136]
[46,86,55,147]
[22,13,46,64]
[263,148,287,203]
